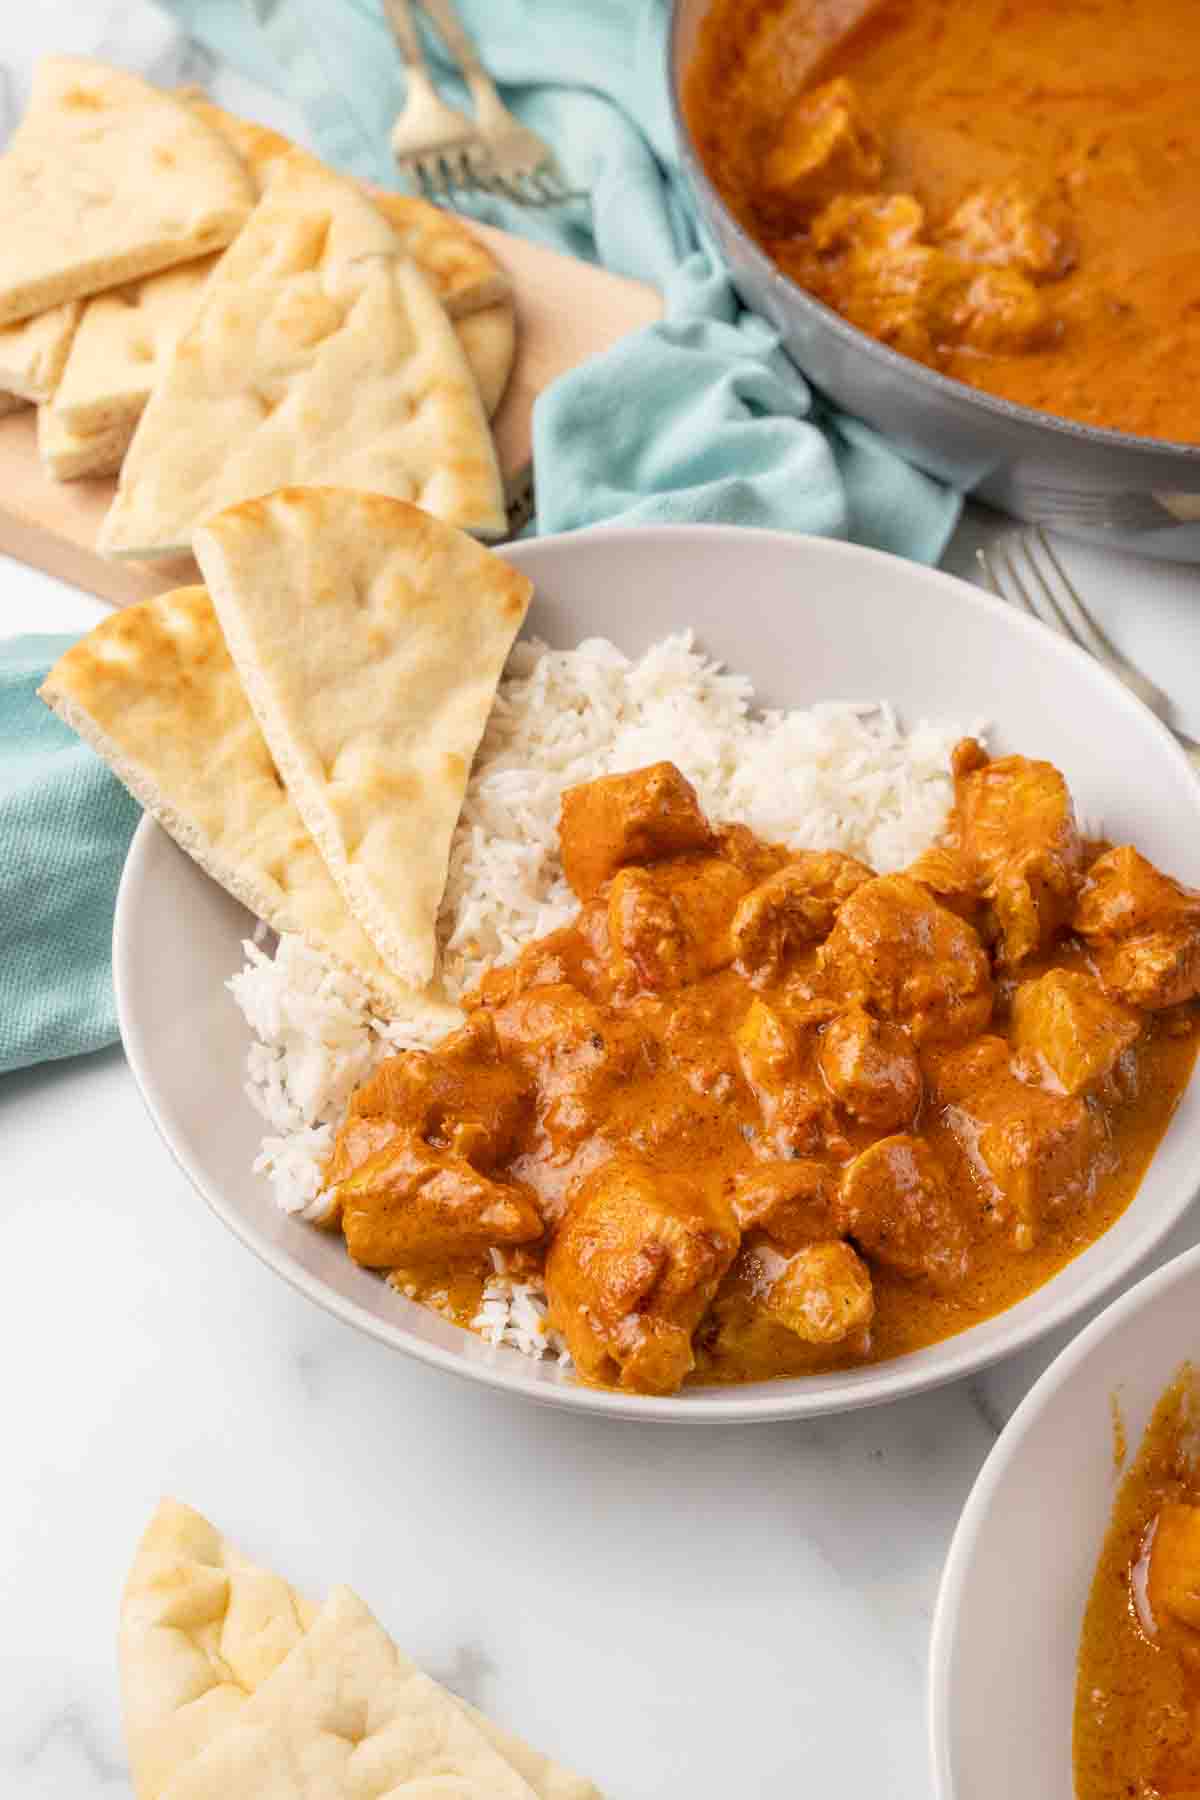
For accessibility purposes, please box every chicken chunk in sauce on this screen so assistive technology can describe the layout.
[836,1133,970,1289]
[559,761,712,901]
[607,856,748,994]
[325,748,1198,1395]
[757,1240,875,1346]
[928,1037,1102,1251]
[947,740,1084,964]
[1010,968,1141,1099]
[544,1161,739,1396]
[488,983,642,1213]
[343,1011,531,1169]
[1148,1502,1200,1636]
[818,1004,922,1129]
[939,181,1074,282]
[730,851,872,985]
[1075,846,1200,1010]
[759,76,883,227]
[729,1159,838,1248]
[905,842,980,922]
[336,1134,544,1269]
[820,873,993,1044]
[779,180,1058,365]
[735,996,842,1160]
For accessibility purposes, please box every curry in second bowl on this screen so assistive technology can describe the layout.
[685,0,1200,443]
[317,738,1200,1397]
[1075,1364,1200,1797]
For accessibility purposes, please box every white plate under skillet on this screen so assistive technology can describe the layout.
[114,524,1200,1422]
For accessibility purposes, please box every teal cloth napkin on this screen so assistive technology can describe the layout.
[158,0,961,558]
[0,638,140,1075]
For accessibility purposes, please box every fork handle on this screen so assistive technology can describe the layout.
[416,0,507,124]
[416,0,489,81]
[380,0,434,73]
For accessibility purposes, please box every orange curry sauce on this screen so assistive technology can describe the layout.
[322,746,1199,1396]
[685,0,1200,442]
[1076,1368,1200,1797]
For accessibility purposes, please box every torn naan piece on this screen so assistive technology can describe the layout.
[121,1501,601,1800]
[0,57,252,327]
[120,1499,316,1800]
[99,151,506,556]
[0,299,82,405]
[194,488,531,991]
[460,1708,603,1800]
[159,1586,542,1800]
[38,586,451,1019]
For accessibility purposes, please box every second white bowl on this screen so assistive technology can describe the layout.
[930,1241,1200,1797]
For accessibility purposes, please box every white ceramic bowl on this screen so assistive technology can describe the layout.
[929,1242,1200,1798]
[114,524,1200,1421]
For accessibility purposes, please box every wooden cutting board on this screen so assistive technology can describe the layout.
[0,221,661,611]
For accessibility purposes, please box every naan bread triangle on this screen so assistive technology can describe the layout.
[0,57,252,326]
[185,100,512,410]
[455,301,516,417]
[194,488,531,990]
[99,151,506,556]
[371,189,513,322]
[120,1503,601,1800]
[119,1499,317,1800]
[186,96,511,322]
[39,586,451,1019]
[50,254,221,437]
[0,299,81,403]
[43,95,510,476]
[159,1586,541,1800]
[37,401,133,481]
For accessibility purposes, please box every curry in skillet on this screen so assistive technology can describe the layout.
[685,0,1200,443]
[1076,1368,1200,1797]
[322,744,1200,1394]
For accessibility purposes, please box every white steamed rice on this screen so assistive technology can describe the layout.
[229,631,979,1363]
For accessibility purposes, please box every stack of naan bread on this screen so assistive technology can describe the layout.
[40,487,532,1015]
[121,1499,600,1798]
[0,58,514,549]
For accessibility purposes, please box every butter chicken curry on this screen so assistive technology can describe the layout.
[685,0,1200,442]
[1076,1368,1200,1797]
[323,745,1200,1395]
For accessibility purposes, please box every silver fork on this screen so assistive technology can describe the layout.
[418,0,581,205]
[978,527,1200,769]
[382,0,494,199]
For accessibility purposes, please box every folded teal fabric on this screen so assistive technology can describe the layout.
[159,0,961,560]
[0,638,139,1075]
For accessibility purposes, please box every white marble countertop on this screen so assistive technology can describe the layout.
[6,9,1200,1798]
